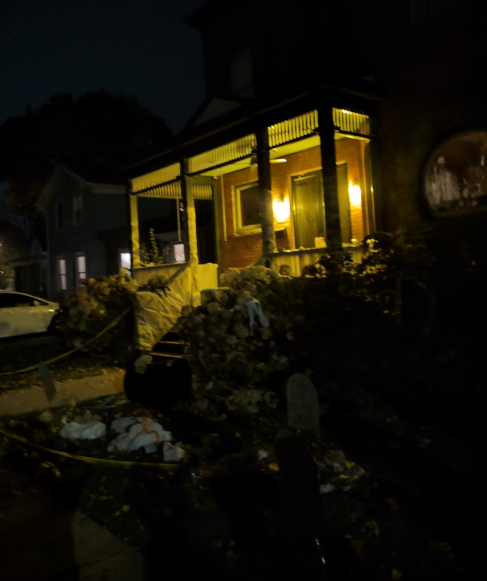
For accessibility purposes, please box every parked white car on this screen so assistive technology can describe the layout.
[0,292,59,339]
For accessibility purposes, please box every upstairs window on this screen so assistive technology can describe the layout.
[56,201,64,230]
[230,47,254,98]
[74,195,83,226]
[410,0,467,22]
[235,182,261,233]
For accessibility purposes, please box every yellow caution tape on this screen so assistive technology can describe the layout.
[0,305,133,377]
[0,427,183,470]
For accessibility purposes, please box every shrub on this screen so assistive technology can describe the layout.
[55,270,168,364]
[175,230,451,414]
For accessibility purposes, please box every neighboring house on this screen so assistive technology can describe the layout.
[125,0,486,287]
[9,237,48,297]
[37,165,130,299]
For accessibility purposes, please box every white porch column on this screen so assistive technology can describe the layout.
[181,161,198,264]
[129,193,141,268]
[256,128,277,265]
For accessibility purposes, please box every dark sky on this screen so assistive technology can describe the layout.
[0,0,207,133]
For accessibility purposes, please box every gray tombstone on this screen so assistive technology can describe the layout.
[38,362,57,402]
[286,373,319,435]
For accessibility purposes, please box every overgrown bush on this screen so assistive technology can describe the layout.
[54,270,168,364]
[175,229,464,415]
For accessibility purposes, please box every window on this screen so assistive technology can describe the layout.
[76,253,86,284]
[119,251,131,275]
[173,243,185,263]
[0,293,47,308]
[424,131,487,215]
[230,47,254,97]
[56,201,64,230]
[57,258,67,291]
[235,182,261,233]
[73,195,83,226]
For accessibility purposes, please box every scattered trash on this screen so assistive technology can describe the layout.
[257,449,268,461]
[38,411,53,424]
[107,417,172,453]
[320,483,335,494]
[60,419,106,440]
[163,442,187,462]
[111,417,139,433]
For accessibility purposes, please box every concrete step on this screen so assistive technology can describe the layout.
[149,352,185,359]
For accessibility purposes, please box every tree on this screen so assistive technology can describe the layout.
[0,90,173,221]
[0,222,29,290]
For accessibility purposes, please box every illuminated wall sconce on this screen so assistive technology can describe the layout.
[348,182,362,208]
[273,196,290,223]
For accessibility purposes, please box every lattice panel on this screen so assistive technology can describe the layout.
[136,181,182,199]
[193,184,213,199]
[268,110,319,147]
[333,109,370,136]
[131,162,181,193]
[188,134,256,174]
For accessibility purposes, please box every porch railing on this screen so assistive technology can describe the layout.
[270,246,364,277]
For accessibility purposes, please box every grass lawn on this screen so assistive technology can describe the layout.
[0,333,121,392]
[1,387,477,581]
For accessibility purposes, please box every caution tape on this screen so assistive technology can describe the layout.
[0,427,184,470]
[0,305,133,378]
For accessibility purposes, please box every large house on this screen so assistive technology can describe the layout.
[125,0,486,292]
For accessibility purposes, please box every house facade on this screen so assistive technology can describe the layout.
[8,237,48,297]
[127,0,487,287]
[37,165,130,299]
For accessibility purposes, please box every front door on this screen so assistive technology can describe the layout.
[292,171,325,249]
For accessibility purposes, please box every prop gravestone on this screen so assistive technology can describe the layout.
[286,373,320,435]
[38,362,57,402]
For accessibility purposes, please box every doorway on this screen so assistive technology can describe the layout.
[291,171,325,249]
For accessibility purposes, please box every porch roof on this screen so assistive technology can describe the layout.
[125,81,381,180]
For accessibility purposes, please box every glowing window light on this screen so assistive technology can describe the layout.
[273,196,290,223]
[349,183,362,208]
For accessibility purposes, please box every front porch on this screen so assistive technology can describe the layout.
[128,100,376,288]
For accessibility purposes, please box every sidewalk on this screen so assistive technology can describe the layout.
[0,459,145,581]
[0,369,125,416]
[0,368,147,580]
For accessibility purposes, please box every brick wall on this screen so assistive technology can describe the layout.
[335,138,368,241]
[217,143,369,273]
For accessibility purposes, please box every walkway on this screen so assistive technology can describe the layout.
[0,369,125,416]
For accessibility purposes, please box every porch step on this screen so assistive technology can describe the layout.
[152,341,185,356]
[149,352,185,359]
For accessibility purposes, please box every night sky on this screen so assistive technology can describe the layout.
[0,0,207,133]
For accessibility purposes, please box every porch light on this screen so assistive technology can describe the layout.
[348,183,362,208]
[273,196,290,223]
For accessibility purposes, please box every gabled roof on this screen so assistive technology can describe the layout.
[192,97,243,127]
[37,164,126,211]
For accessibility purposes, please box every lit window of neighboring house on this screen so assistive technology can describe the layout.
[76,253,87,284]
[58,257,67,291]
[235,181,261,234]
[57,201,64,230]
[119,250,131,274]
[74,195,83,226]
[173,243,185,263]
